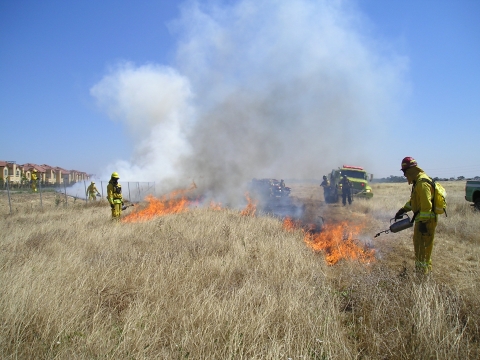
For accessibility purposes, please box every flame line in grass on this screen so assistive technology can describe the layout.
[240,192,257,217]
[283,218,375,265]
[122,189,253,223]
[122,194,190,223]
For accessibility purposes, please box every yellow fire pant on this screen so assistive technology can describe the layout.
[88,193,97,201]
[413,218,437,274]
[111,202,122,219]
[31,183,37,192]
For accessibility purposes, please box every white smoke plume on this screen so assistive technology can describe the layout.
[91,0,407,204]
[90,63,194,183]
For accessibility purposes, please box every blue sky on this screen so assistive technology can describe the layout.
[1,0,479,184]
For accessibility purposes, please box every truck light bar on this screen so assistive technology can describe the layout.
[342,165,364,170]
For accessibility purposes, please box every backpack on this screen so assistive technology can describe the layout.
[422,178,448,216]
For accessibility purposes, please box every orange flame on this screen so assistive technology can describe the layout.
[122,189,192,223]
[240,192,257,216]
[305,222,375,265]
[283,219,375,265]
[282,217,298,231]
[209,200,222,210]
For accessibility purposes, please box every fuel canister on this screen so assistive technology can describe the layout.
[389,214,413,233]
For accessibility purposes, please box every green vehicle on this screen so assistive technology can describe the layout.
[325,165,374,203]
[465,180,480,210]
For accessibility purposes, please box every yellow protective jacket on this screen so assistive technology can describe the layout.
[87,184,98,194]
[107,182,123,205]
[31,172,38,181]
[402,172,436,222]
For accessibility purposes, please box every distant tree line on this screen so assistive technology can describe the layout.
[372,175,480,183]
[371,176,407,183]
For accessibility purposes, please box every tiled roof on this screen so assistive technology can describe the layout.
[1,161,88,176]
[22,163,46,172]
[0,160,18,167]
[55,167,71,174]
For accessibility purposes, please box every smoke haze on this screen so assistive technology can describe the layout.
[91,0,407,203]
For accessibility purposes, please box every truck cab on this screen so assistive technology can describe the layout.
[325,165,374,203]
[465,180,480,210]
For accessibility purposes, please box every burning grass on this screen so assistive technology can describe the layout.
[240,192,257,216]
[283,218,375,265]
[0,204,342,359]
[304,221,375,265]
[122,193,190,223]
[123,189,254,223]
[0,182,479,359]
[122,186,196,223]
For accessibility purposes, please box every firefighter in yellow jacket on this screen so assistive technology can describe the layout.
[86,181,100,201]
[107,172,123,219]
[31,169,38,192]
[394,157,437,274]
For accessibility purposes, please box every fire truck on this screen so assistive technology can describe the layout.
[324,165,374,203]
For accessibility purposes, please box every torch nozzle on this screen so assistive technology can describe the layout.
[374,229,390,238]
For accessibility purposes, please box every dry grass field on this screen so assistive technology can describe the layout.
[0,181,479,359]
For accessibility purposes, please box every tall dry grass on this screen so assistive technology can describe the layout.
[0,181,479,359]
[340,181,480,359]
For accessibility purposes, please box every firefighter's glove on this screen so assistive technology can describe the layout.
[419,222,428,234]
[110,204,114,209]
[395,208,406,220]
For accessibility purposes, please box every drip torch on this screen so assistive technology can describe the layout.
[374,213,414,238]
[122,204,135,211]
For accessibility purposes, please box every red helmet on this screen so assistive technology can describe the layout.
[401,157,417,171]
